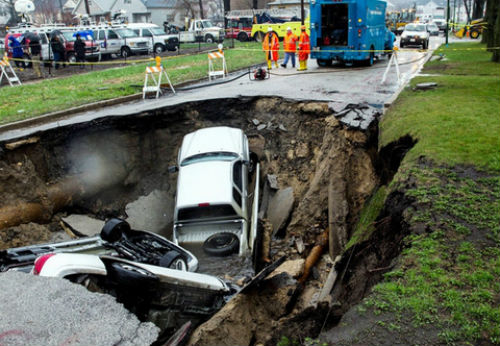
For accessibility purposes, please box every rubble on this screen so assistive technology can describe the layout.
[0,271,159,346]
[328,102,381,130]
[267,187,295,237]
[125,190,173,234]
[62,214,105,237]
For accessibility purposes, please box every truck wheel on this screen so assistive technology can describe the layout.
[254,31,264,42]
[203,232,239,256]
[205,34,214,43]
[101,218,131,243]
[470,29,480,39]
[317,59,332,67]
[237,32,248,42]
[154,43,165,54]
[121,46,132,58]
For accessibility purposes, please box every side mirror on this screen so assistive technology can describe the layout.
[168,165,178,173]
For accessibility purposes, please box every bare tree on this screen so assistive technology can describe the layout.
[0,0,19,26]
[198,0,204,18]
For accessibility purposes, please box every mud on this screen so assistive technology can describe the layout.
[0,96,403,345]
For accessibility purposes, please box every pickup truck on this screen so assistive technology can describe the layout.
[171,127,260,257]
[178,19,225,43]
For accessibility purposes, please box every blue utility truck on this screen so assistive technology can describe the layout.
[309,0,391,66]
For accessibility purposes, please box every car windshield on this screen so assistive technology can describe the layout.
[201,20,213,28]
[405,24,426,32]
[62,32,76,41]
[150,27,167,35]
[181,152,238,166]
[116,29,138,38]
[428,24,438,29]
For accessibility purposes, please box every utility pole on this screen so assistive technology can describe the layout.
[301,0,304,24]
[446,0,450,45]
[452,0,456,32]
[84,0,90,15]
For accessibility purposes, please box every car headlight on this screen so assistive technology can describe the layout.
[130,42,135,46]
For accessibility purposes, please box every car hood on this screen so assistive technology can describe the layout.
[176,160,233,207]
[402,30,428,37]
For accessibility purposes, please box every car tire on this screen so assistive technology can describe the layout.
[154,43,165,54]
[254,31,264,42]
[203,232,239,256]
[205,35,214,43]
[159,250,188,271]
[106,261,159,289]
[470,29,480,39]
[121,46,131,58]
[67,53,76,63]
[101,218,131,243]
[237,32,248,42]
[317,59,332,67]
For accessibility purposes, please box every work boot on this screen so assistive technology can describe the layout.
[274,61,279,68]
[267,60,272,70]
[304,60,308,70]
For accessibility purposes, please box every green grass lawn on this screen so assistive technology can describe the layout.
[352,42,500,345]
[0,41,264,124]
[380,42,500,172]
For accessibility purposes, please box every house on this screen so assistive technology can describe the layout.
[72,0,151,24]
[141,0,181,27]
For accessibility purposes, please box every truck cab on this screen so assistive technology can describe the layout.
[179,19,225,43]
[172,127,258,257]
[127,23,179,53]
[310,0,389,66]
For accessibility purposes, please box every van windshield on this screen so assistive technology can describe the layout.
[181,152,238,167]
[116,29,138,38]
[151,28,167,35]
[405,24,426,32]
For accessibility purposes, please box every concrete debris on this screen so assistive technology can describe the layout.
[257,124,267,131]
[252,119,260,126]
[330,103,381,130]
[278,124,287,132]
[267,187,294,237]
[267,174,279,190]
[125,190,173,234]
[62,214,105,237]
[5,137,40,150]
[0,271,159,346]
[295,237,305,254]
[328,101,350,113]
[414,82,438,91]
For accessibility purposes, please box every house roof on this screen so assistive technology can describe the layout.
[141,0,176,9]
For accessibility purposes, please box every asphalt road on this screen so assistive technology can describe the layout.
[0,36,443,142]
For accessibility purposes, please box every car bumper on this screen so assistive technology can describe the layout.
[401,38,426,46]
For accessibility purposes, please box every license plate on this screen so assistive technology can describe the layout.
[410,39,415,42]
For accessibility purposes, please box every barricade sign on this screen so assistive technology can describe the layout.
[208,47,227,81]
[381,48,400,85]
[143,56,175,99]
[0,54,22,87]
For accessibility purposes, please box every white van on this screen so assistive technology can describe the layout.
[127,23,179,54]
[91,27,151,57]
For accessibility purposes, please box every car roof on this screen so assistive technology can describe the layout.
[179,127,245,163]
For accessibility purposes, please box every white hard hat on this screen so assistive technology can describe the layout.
[268,27,273,32]
[287,26,292,31]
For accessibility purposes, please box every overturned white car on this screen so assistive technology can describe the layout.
[171,126,260,257]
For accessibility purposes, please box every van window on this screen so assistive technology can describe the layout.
[233,161,242,191]
[98,30,105,40]
[177,204,237,221]
[133,29,140,35]
[39,33,48,44]
[143,29,153,37]
[107,30,119,39]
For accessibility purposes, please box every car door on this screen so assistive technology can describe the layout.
[95,29,108,54]
[106,29,121,54]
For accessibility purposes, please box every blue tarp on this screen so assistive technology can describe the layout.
[73,30,94,40]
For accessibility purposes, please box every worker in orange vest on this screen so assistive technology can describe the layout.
[297,25,310,71]
[281,27,298,68]
[262,27,280,70]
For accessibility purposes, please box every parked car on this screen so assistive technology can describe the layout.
[127,23,179,54]
[400,23,430,49]
[171,127,260,257]
[60,30,101,61]
[427,22,440,36]
[0,218,198,273]
[89,27,151,57]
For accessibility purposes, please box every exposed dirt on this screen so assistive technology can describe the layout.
[0,96,400,345]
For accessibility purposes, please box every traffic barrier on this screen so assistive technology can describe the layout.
[0,54,22,87]
[381,48,400,85]
[142,56,175,99]
[208,47,227,81]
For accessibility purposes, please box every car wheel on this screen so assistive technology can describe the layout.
[101,218,130,243]
[237,32,248,42]
[67,53,76,63]
[107,261,159,289]
[203,232,239,256]
[470,29,480,39]
[154,43,164,54]
[317,59,332,67]
[158,250,188,271]
[254,31,264,42]
[121,46,131,58]
[205,35,214,43]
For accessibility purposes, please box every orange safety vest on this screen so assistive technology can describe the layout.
[298,31,310,61]
[262,32,279,61]
[283,32,298,53]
